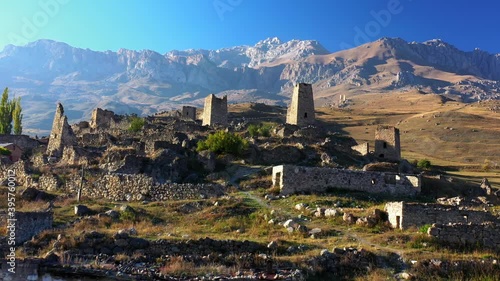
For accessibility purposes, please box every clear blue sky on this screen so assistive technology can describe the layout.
[0,0,499,54]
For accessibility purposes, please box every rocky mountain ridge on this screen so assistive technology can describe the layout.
[1,37,500,134]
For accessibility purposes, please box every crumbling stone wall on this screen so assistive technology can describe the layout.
[90,108,121,130]
[351,142,369,156]
[59,173,225,201]
[374,126,401,161]
[286,83,315,126]
[428,222,500,250]
[202,94,227,126]
[61,146,89,165]
[38,174,61,191]
[46,103,77,158]
[181,106,197,121]
[14,211,53,244]
[272,165,420,196]
[0,161,29,187]
[385,202,498,230]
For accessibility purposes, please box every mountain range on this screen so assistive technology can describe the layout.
[1,37,500,134]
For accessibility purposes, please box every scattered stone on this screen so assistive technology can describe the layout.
[324,208,338,217]
[295,203,307,211]
[267,241,278,250]
[74,205,92,216]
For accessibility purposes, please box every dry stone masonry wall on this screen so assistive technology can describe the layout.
[385,202,498,230]
[428,222,500,250]
[13,211,53,244]
[44,173,226,201]
[272,165,420,196]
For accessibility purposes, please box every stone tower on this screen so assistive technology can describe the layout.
[286,83,315,126]
[181,106,197,121]
[374,125,401,161]
[46,103,77,157]
[202,94,227,126]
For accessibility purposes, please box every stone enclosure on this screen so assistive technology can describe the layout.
[12,211,53,244]
[272,165,421,196]
[385,201,498,230]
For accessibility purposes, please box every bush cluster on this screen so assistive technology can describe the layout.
[128,116,145,132]
[247,123,271,138]
[197,131,248,156]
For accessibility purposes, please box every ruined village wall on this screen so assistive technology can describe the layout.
[273,165,420,196]
[0,161,29,187]
[385,202,498,229]
[351,142,369,156]
[12,212,53,244]
[428,223,500,250]
[38,173,225,201]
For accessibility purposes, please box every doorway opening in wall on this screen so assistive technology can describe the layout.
[304,112,308,118]
[383,142,387,148]
[396,216,401,229]
[274,172,281,188]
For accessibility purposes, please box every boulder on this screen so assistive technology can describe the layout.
[74,205,92,216]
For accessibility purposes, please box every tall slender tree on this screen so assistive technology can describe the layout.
[0,88,22,135]
[12,97,22,135]
[0,88,12,134]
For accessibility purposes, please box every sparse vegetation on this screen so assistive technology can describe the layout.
[247,123,272,138]
[196,130,248,156]
[0,146,11,155]
[417,159,432,170]
[128,116,145,132]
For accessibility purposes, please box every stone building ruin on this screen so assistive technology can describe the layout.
[286,83,315,126]
[272,165,421,196]
[351,142,370,156]
[46,103,77,158]
[202,94,227,126]
[385,201,498,230]
[181,106,197,121]
[90,108,121,130]
[374,125,401,161]
[12,211,53,244]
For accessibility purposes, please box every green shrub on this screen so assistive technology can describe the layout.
[248,124,259,138]
[258,124,271,137]
[419,224,431,234]
[247,123,271,138]
[128,116,145,132]
[0,146,11,156]
[197,131,248,156]
[417,159,432,170]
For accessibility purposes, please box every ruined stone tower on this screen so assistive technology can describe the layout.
[202,94,227,126]
[46,103,77,157]
[374,125,401,161]
[286,83,315,126]
[90,108,117,129]
[182,106,197,121]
